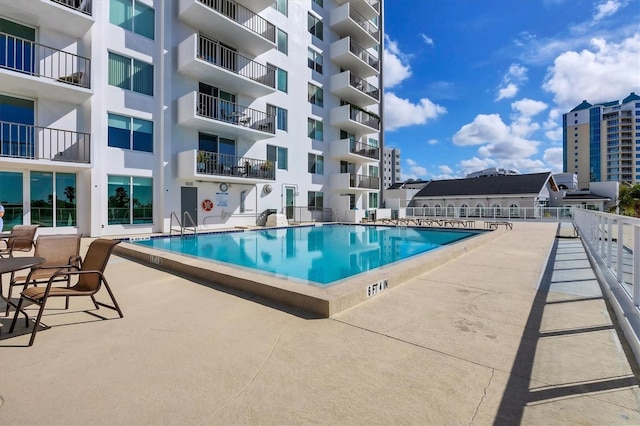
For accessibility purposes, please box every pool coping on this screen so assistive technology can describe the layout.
[113,225,504,317]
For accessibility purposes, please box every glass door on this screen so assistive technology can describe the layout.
[285,187,295,220]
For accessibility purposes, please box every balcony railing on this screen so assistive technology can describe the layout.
[349,38,379,71]
[350,73,379,100]
[0,32,91,88]
[349,173,380,190]
[366,0,380,13]
[197,151,274,180]
[349,105,380,130]
[349,5,379,41]
[350,140,379,160]
[198,35,275,88]
[197,0,275,43]
[51,0,92,15]
[197,93,276,133]
[0,121,90,163]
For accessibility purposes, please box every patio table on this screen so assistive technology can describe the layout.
[0,257,46,327]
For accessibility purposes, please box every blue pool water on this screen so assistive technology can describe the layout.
[133,225,480,285]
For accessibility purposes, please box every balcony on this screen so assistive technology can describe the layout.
[177,92,275,141]
[0,0,93,38]
[330,3,379,47]
[334,0,379,19]
[330,138,380,163]
[330,70,379,107]
[330,172,380,192]
[177,149,275,183]
[178,0,276,56]
[0,33,91,103]
[330,37,379,78]
[330,104,380,135]
[0,121,90,166]
[178,34,276,98]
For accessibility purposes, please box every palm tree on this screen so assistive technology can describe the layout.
[64,186,75,204]
[616,184,640,217]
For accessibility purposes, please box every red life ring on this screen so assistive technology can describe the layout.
[201,199,214,212]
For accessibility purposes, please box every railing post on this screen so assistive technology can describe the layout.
[617,221,624,283]
[634,225,640,307]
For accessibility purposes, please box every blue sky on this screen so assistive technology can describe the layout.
[382,0,640,180]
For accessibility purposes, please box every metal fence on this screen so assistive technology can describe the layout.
[573,208,640,362]
[405,206,575,220]
[287,206,333,223]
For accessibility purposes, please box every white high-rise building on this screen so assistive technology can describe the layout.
[0,0,383,236]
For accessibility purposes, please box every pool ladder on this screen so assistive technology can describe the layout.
[170,211,198,237]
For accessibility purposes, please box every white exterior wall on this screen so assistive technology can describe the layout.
[0,0,382,236]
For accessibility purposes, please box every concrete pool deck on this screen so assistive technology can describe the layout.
[1,221,639,424]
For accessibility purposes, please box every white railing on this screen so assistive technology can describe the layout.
[405,206,575,220]
[573,208,640,362]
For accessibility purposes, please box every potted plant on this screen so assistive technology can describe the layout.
[260,161,274,177]
[197,151,206,172]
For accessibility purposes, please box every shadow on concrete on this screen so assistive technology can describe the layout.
[493,226,640,425]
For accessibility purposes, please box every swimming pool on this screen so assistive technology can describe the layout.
[133,224,481,285]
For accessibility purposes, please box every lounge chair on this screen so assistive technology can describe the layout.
[5,234,82,316]
[9,239,123,346]
[0,225,39,258]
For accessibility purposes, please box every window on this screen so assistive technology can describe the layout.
[267,104,288,131]
[277,29,288,54]
[308,83,323,107]
[30,171,77,228]
[0,171,23,229]
[308,191,323,210]
[108,113,153,152]
[272,0,287,15]
[308,153,324,174]
[108,175,153,225]
[307,48,323,74]
[368,192,378,209]
[109,0,155,40]
[308,118,323,140]
[108,52,153,95]
[308,13,323,40]
[267,145,288,170]
[312,0,323,6]
[271,65,287,92]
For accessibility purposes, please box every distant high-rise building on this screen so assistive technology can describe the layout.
[382,148,401,188]
[563,92,640,189]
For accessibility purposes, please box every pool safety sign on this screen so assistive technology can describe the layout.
[216,192,228,208]
[366,279,388,297]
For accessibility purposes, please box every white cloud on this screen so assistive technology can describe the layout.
[543,147,564,172]
[383,36,412,88]
[496,83,519,101]
[593,0,623,22]
[427,139,439,145]
[384,92,447,131]
[543,34,640,108]
[511,99,548,117]
[545,128,563,142]
[420,33,434,46]
[452,114,511,146]
[496,64,528,101]
[404,159,428,180]
[439,165,453,174]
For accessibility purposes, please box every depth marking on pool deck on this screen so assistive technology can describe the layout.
[366,279,389,297]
